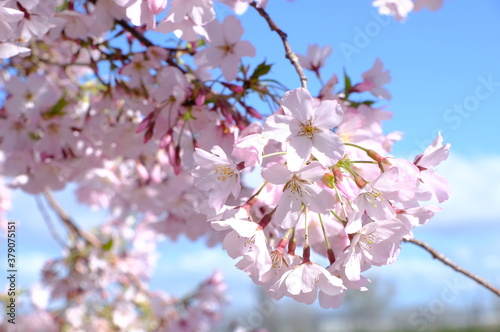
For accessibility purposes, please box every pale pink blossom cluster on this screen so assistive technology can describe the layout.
[192,82,450,307]
[11,217,227,331]
[0,0,450,328]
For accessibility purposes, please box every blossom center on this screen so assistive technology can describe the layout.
[215,164,235,181]
[365,190,385,208]
[219,44,235,55]
[270,249,289,271]
[298,119,319,138]
[284,177,308,197]
[359,232,382,253]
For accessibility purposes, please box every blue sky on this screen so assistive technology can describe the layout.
[3,0,500,327]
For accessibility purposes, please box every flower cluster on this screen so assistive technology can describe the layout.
[192,82,450,307]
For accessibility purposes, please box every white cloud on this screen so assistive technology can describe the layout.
[426,152,500,228]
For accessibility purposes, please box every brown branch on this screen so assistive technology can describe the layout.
[43,188,102,248]
[116,19,154,48]
[35,195,66,248]
[405,238,500,297]
[250,2,308,89]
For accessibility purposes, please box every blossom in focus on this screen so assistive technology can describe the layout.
[264,88,345,171]
[211,208,272,283]
[336,216,406,282]
[269,261,345,305]
[262,162,335,229]
[192,145,241,214]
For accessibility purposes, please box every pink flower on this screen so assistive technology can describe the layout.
[232,132,268,168]
[353,58,392,100]
[121,53,153,88]
[261,162,335,229]
[338,217,405,281]
[269,262,345,304]
[264,88,345,171]
[298,44,332,77]
[211,208,272,282]
[194,15,256,81]
[413,132,450,203]
[350,166,416,230]
[192,145,241,214]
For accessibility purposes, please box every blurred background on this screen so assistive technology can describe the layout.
[5,0,500,331]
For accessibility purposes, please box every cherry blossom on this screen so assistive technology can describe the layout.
[192,145,242,214]
[269,261,345,304]
[298,44,332,77]
[337,216,406,282]
[353,57,392,100]
[264,87,345,171]
[194,15,256,81]
[262,161,335,229]
[413,132,451,203]
[0,0,455,321]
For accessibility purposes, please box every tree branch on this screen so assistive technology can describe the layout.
[116,19,154,47]
[250,2,308,89]
[35,195,66,248]
[406,238,500,297]
[43,188,102,248]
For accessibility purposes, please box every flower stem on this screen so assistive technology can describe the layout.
[318,213,336,264]
[345,142,369,152]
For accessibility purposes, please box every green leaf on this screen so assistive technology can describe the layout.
[42,97,68,119]
[343,68,352,92]
[251,61,272,80]
[102,239,113,251]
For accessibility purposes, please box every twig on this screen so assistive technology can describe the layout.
[250,2,308,89]
[406,238,500,297]
[43,188,102,248]
[116,19,154,47]
[34,195,66,248]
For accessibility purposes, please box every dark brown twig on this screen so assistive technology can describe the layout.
[406,238,500,297]
[116,19,154,47]
[250,2,308,89]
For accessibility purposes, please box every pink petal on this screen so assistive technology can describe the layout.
[287,135,312,171]
[313,99,343,129]
[311,131,345,167]
[261,162,293,184]
[222,15,244,43]
[281,88,313,121]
